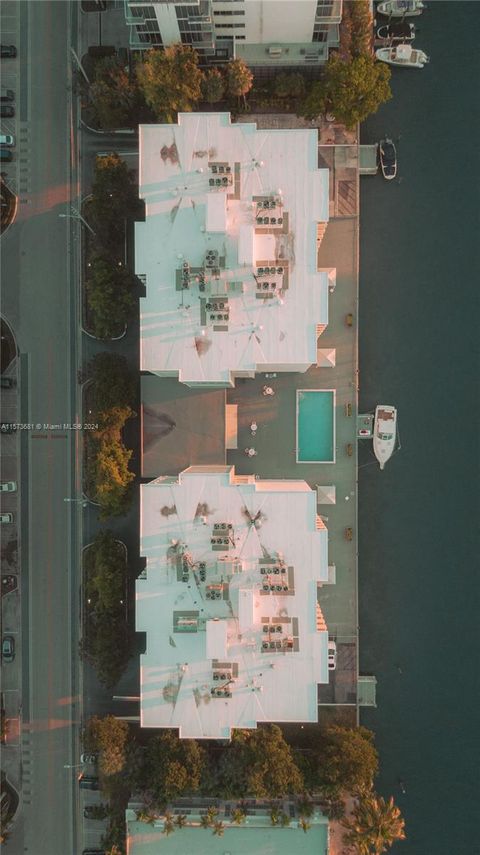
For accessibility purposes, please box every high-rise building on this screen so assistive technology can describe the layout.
[123,0,342,66]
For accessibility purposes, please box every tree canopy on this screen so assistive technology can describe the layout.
[303,726,379,797]
[86,715,130,777]
[85,530,126,613]
[89,352,136,415]
[86,256,136,340]
[342,792,406,854]
[90,57,139,130]
[202,67,226,104]
[136,45,204,121]
[339,0,372,60]
[89,153,139,253]
[143,730,206,804]
[274,72,306,101]
[225,58,253,102]
[302,53,391,129]
[216,725,304,798]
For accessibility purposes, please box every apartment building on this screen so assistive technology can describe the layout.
[123,0,342,66]
[136,112,331,386]
[137,466,331,738]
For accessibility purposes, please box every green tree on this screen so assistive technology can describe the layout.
[225,58,253,104]
[162,811,176,836]
[136,45,204,121]
[299,817,311,834]
[274,72,305,102]
[206,806,219,825]
[80,608,133,688]
[270,807,279,826]
[86,256,136,340]
[212,821,225,837]
[88,405,136,518]
[339,1,372,60]
[304,726,378,798]
[217,724,304,798]
[202,67,225,103]
[86,715,129,777]
[90,352,136,415]
[302,54,391,129]
[280,811,291,827]
[200,814,212,829]
[342,793,406,854]
[175,814,187,828]
[90,57,139,130]
[89,153,139,252]
[137,807,157,825]
[231,807,246,825]
[143,731,206,803]
[85,530,126,613]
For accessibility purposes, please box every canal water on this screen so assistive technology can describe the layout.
[358,2,479,852]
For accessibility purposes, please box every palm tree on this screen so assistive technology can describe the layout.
[206,806,219,826]
[200,814,211,829]
[342,793,406,854]
[175,813,187,828]
[212,820,225,837]
[136,808,156,825]
[280,811,291,827]
[270,807,280,826]
[162,810,176,836]
[299,816,312,834]
[231,807,246,825]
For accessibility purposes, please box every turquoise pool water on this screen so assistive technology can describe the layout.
[296,390,335,463]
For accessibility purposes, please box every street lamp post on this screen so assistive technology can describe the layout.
[64,497,88,508]
[63,763,85,770]
[59,206,96,236]
[70,47,90,85]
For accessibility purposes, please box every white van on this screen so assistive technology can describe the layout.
[0,134,15,147]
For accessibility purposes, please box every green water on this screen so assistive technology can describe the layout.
[297,390,334,461]
[359,3,479,852]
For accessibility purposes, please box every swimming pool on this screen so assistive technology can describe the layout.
[296,390,335,463]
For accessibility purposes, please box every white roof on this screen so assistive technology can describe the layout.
[137,467,330,739]
[136,113,330,384]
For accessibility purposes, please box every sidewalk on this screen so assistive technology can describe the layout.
[79,2,129,57]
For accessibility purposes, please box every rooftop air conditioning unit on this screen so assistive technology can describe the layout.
[268,46,282,56]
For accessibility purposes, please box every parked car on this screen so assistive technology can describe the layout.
[1,45,17,58]
[82,850,105,855]
[0,513,14,524]
[2,635,15,662]
[0,105,14,118]
[0,149,12,162]
[83,804,108,820]
[0,90,15,103]
[79,776,100,790]
[0,135,14,148]
[0,376,16,386]
[0,481,17,492]
[81,752,98,765]
[328,640,337,671]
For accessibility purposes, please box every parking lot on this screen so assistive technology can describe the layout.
[1,2,20,194]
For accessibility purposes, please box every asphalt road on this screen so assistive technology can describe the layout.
[0,3,142,851]
[1,3,81,854]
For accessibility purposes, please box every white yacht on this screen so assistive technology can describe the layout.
[376,43,429,68]
[377,0,426,16]
[373,405,397,470]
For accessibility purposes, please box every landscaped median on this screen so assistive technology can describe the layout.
[83,153,142,340]
[81,532,133,690]
[83,352,137,519]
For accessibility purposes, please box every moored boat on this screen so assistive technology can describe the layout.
[376,22,416,43]
[379,138,397,180]
[373,405,397,470]
[376,43,429,68]
[377,0,426,17]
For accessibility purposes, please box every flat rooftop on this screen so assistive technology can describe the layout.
[127,818,329,855]
[137,467,330,739]
[136,112,329,384]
